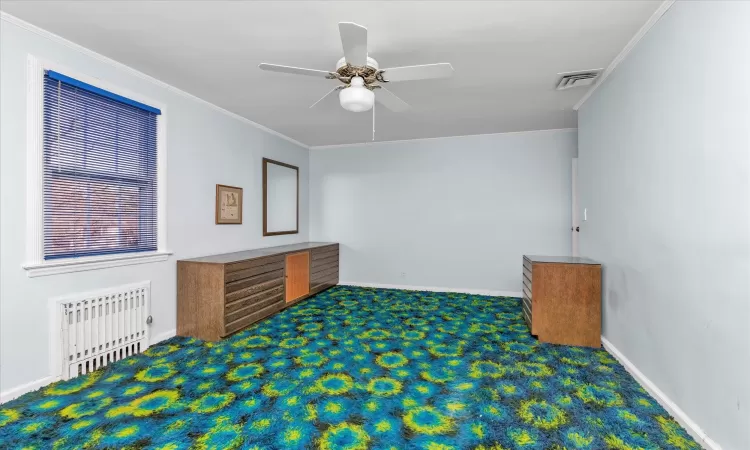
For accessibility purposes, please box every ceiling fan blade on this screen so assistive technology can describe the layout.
[309,86,343,109]
[258,63,332,78]
[375,87,410,112]
[338,22,368,67]
[379,63,454,82]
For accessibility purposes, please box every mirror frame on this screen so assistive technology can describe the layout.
[262,157,299,236]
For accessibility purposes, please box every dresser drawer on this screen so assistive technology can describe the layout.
[312,253,338,269]
[523,264,532,282]
[312,265,338,283]
[522,293,534,335]
[226,255,284,276]
[522,299,531,319]
[224,264,285,337]
[311,277,338,293]
[522,284,532,301]
[224,300,282,336]
[225,285,284,317]
[311,245,338,263]
[225,258,284,283]
[522,303,532,330]
[522,272,532,292]
[225,277,284,303]
[310,245,339,292]
[226,269,284,296]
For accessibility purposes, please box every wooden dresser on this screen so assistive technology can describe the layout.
[177,242,339,341]
[522,255,601,347]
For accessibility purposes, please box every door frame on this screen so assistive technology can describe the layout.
[571,158,579,256]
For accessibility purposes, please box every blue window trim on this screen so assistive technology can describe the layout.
[46,70,162,115]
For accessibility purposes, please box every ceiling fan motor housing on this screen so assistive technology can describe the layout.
[336,56,379,72]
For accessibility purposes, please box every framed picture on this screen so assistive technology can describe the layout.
[215,184,243,224]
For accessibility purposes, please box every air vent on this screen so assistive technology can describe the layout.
[556,69,603,90]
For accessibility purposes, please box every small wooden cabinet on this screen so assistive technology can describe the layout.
[177,242,338,341]
[523,255,601,348]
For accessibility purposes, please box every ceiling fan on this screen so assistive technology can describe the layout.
[259,22,453,138]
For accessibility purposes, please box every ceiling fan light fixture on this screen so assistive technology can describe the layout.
[259,22,452,118]
[339,77,374,112]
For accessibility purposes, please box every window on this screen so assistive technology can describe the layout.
[42,70,161,260]
[23,60,168,277]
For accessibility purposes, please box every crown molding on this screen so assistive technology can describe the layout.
[310,128,577,150]
[0,11,310,149]
[573,0,675,111]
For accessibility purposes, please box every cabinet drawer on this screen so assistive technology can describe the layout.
[225,277,284,303]
[522,296,533,335]
[522,305,532,331]
[311,266,339,290]
[311,277,338,293]
[225,294,283,325]
[523,264,532,282]
[224,259,285,335]
[312,265,338,282]
[225,285,284,316]
[522,273,532,293]
[225,269,284,295]
[225,260,284,283]
[523,257,531,272]
[522,299,531,319]
[310,245,339,292]
[311,245,338,262]
[522,284,532,301]
[223,300,282,336]
[226,255,284,275]
[312,253,338,268]
[522,293,531,312]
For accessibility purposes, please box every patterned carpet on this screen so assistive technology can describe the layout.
[0,286,698,449]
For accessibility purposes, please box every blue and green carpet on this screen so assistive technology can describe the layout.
[0,286,699,449]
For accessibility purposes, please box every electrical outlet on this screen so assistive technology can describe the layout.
[400,272,406,278]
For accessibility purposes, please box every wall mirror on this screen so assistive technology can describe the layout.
[263,158,299,236]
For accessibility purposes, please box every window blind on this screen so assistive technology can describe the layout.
[43,71,161,260]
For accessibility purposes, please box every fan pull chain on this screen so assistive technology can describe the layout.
[372,100,375,141]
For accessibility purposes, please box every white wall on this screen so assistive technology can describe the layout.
[577,2,750,449]
[0,18,309,396]
[310,129,577,293]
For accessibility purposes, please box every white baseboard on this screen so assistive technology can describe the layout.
[1,375,58,404]
[1,328,177,405]
[150,328,177,346]
[340,281,522,298]
[602,337,720,450]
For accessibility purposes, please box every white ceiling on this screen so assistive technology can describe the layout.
[1,1,662,147]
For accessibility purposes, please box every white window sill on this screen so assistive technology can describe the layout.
[23,251,172,278]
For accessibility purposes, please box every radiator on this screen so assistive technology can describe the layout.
[58,282,151,380]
